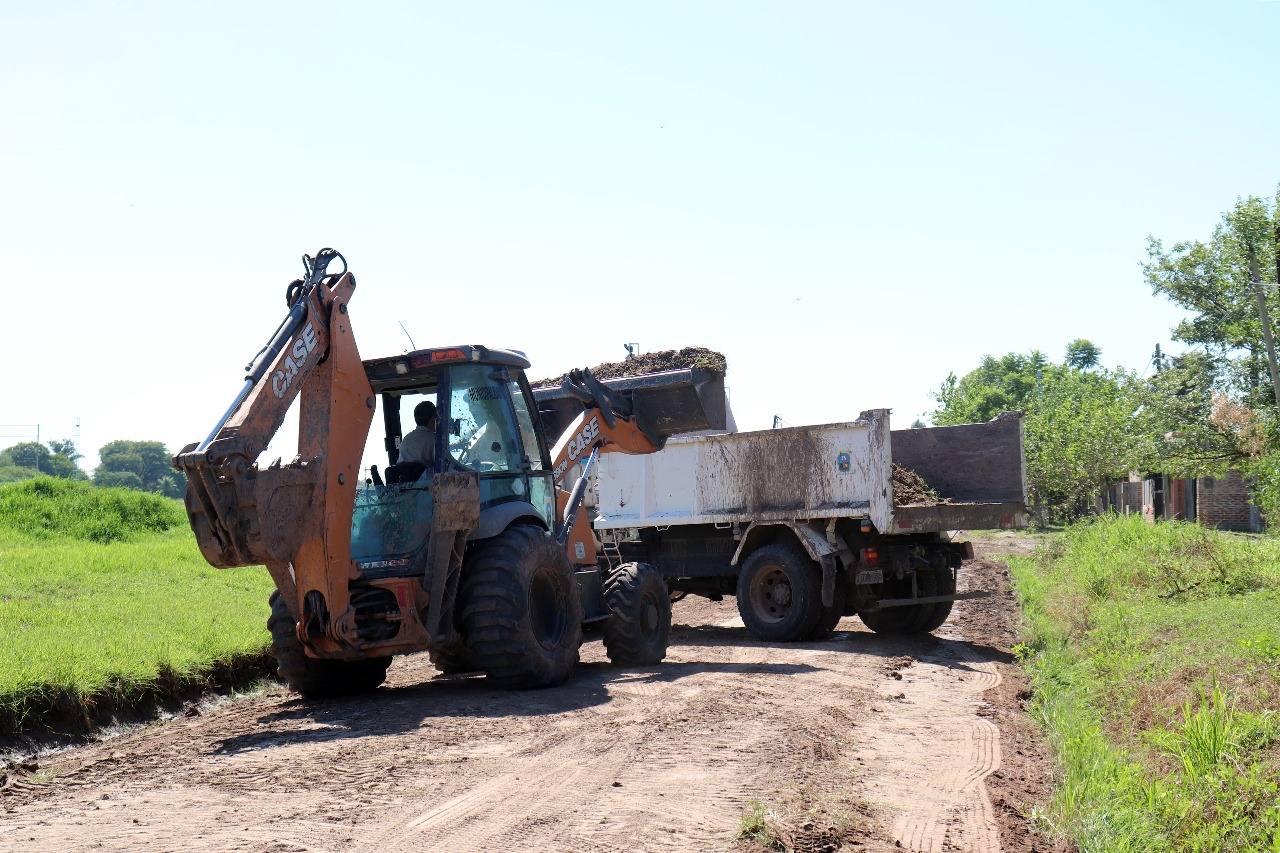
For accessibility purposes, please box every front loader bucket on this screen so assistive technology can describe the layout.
[534,367,727,445]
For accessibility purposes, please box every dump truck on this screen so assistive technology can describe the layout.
[535,391,1027,642]
[174,249,726,697]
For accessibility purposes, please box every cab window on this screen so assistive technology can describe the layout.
[447,365,523,472]
[508,380,545,470]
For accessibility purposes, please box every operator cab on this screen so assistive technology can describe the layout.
[350,345,556,577]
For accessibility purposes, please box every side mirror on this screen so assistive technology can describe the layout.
[451,418,462,436]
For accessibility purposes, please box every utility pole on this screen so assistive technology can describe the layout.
[1245,245,1280,409]
[1152,343,1164,374]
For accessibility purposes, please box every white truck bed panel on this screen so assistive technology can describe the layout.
[595,410,896,533]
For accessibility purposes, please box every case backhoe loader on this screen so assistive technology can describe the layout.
[174,249,726,696]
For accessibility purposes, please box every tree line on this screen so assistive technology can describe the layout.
[0,439,185,498]
[934,189,1280,524]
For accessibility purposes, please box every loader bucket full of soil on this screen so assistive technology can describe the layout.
[532,349,727,444]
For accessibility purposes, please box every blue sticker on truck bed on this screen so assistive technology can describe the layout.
[837,452,851,473]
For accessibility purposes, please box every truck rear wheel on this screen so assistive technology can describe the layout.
[458,524,583,688]
[805,569,848,641]
[858,563,953,635]
[602,562,671,665]
[267,592,391,698]
[912,563,956,633]
[736,543,823,642]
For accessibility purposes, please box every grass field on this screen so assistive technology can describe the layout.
[0,478,274,737]
[1009,515,1280,852]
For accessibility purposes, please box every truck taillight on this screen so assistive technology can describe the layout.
[862,547,879,567]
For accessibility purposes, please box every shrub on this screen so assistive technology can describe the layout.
[0,477,185,543]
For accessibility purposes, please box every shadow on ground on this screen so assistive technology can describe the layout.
[211,658,821,755]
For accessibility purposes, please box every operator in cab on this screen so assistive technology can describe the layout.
[399,400,438,469]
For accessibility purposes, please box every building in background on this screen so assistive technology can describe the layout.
[1101,470,1265,532]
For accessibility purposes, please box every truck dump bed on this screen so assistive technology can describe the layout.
[594,410,1027,534]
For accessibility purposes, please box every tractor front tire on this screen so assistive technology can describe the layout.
[602,562,671,666]
[267,592,390,698]
[458,524,583,688]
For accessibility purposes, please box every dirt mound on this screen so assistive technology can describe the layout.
[891,464,942,506]
[532,347,726,389]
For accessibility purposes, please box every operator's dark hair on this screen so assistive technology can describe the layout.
[414,400,438,426]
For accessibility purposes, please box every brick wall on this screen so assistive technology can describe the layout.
[1196,470,1260,532]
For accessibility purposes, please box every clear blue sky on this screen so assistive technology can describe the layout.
[2,1,1276,470]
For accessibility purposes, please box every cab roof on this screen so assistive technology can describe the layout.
[363,345,531,392]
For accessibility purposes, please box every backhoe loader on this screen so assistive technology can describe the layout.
[174,249,726,696]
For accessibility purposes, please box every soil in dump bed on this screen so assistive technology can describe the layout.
[891,463,944,506]
[532,347,726,389]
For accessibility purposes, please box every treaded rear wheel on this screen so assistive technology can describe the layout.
[736,543,823,642]
[858,562,953,635]
[429,636,478,675]
[458,524,583,688]
[805,569,848,640]
[268,592,390,698]
[602,562,671,665]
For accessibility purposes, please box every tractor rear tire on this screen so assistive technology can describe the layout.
[736,543,823,642]
[267,592,391,698]
[429,637,478,676]
[602,562,671,665]
[458,524,583,688]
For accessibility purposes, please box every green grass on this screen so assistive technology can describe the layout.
[1010,515,1280,852]
[738,800,783,850]
[0,477,186,543]
[0,479,274,736]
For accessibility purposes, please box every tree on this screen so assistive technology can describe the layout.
[1023,367,1142,518]
[93,471,146,491]
[2,442,50,472]
[47,439,82,463]
[1144,192,1280,411]
[933,351,1051,426]
[1065,339,1101,370]
[0,441,87,481]
[93,440,184,497]
[934,347,1143,521]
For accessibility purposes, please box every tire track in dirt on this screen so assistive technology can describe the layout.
[0,560,1051,853]
[843,565,1006,853]
[0,599,881,853]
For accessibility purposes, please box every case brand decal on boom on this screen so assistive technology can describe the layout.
[553,416,601,480]
[271,323,320,398]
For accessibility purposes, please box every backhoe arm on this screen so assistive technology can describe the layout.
[174,249,374,641]
[549,369,663,565]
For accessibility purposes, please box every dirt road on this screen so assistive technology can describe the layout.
[0,546,1053,852]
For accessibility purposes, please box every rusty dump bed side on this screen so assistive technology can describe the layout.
[887,411,1028,533]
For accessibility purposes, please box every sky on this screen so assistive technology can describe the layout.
[1,1,1277,472]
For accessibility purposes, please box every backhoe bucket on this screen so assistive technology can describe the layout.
[534,367,727,446]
